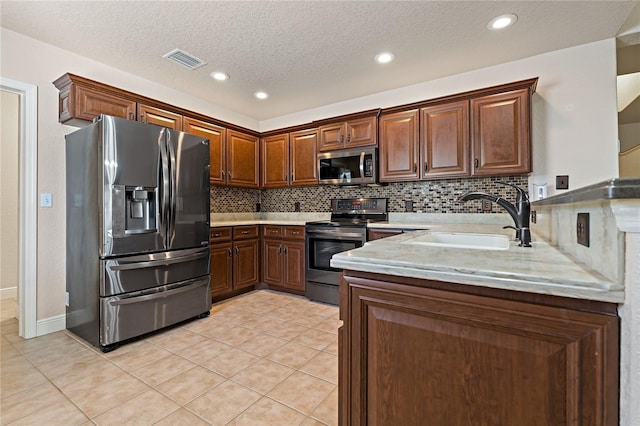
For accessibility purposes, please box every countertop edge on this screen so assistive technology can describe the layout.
[532,177,640,206]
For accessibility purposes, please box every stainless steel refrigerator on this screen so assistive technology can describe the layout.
[66,115,211,352]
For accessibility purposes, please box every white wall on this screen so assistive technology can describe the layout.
[262,39,620,198]
[0,91,20,294]
[0,27,621,322]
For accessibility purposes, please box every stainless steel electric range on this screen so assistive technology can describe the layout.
[305,198,388,305]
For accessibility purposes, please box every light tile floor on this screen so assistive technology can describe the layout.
[0,290,340,425]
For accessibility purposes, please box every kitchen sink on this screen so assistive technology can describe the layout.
[402,232,510,251]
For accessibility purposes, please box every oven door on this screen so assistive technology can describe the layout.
[305,227,365,284]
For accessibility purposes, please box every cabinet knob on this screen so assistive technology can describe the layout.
[424,162,428,173]
[414,163,417,173]
[213,233,221,237]
[221,171,225,179]
[227,248,232,256]
[291,173,294,182]
[241,230,249,234]
[291,231,299,235]
[140,115,145,123]
[129,112,134,120]
[235,247,239,255]
[283,246,288,255]
[474,158,479,168]
[228,170,231,178]
[346,133,351,144]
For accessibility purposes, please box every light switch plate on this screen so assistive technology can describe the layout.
[40,193,52,208]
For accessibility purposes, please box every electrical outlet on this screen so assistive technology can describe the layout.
[255,203,261,212]
[577,213,590,247]
[481,199,492,211]
[405,200,413,212]
[556,175,569,190]
[294,202,301,212]
[40,193,53,208]
[531,210,537,224]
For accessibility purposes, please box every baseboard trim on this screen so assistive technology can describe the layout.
[36,314,66,336]
[1,287,18,300]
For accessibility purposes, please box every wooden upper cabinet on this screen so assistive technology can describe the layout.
[137,104,182,130]
[290,129,319,186]
[379,110,420,182]
[53,74,136,123]
[261,133,289,188]
[471,88,531,175]
[318,116,377,151]
[420,100,470,178]
[183,117,226,185]
[227,130,260,188]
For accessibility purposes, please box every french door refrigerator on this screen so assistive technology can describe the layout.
[66,115,211,352]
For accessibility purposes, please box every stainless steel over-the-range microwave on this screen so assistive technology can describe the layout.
[317,148,377,185]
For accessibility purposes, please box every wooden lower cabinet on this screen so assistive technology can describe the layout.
[209,226,259,299]
[261,225,305,292]
[367,228,416,241]
[339,271,619,426]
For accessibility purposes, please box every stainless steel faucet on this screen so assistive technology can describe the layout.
[458,182,531,247]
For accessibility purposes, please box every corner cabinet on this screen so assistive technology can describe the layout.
[339,271,619,425]
[471,88,531,175]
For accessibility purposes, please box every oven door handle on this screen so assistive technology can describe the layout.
[306,230,365,239]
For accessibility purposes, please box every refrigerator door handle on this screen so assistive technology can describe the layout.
[167,131,177,246]
[107,279,205,305]
[159,129,170,246]
[107,251,209,271]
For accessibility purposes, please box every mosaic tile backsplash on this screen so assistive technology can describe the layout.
[211,175,529,214]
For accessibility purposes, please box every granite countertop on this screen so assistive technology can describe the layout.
[330,224,623,303]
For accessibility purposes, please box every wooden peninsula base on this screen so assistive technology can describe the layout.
[339,270,619,425]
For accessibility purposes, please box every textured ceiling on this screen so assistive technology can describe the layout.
[1,1,639,121]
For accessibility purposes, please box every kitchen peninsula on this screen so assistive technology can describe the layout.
[333,178,639,425]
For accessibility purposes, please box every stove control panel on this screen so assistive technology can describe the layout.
[332,198,387,214]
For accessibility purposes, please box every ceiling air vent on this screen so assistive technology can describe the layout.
[163,48,207,70]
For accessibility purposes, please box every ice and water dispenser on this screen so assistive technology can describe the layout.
[124,186,157,234]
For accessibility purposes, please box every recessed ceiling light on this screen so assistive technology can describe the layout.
[375,52,395,64]
[210,72,229,81]
[488,14,518,30]
[254,91,268,100]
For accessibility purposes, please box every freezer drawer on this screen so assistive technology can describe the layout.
[100,277,211,347]
[102,247,210,296]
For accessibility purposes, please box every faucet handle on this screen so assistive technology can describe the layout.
[496,182,529,203]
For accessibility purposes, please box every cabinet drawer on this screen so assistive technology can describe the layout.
[234,225,259,240]
[210,227,232,242]
[263,225,283,238]
[284,226,305,240]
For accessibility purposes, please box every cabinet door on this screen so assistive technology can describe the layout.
[290,129,319,186]
[379,110,420,182]
[471,88,530,175]
[261,133,289,188]
[73,85,136,122]
[318,123,345,152]
[233,239,259,289]
[210,242,233,297]
[262,239,283,286]
[184,117,226,185]
[342,275,619,426]
[346,116,377,148]
[137,104,183,130]
[227,130,260,188]
[283,241,305,291]
[367,228,404,241]
[421,100,470,178]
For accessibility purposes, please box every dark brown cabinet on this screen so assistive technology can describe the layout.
[367,228,415,241]
[339,271,619,426]
[379,110,420,182]
[209,228,233,298]
[319,116,377,152]
[137,104,182,130]
[421,100,470,178]
[53,73,136,124]
[184,117,226,185]
[226,130,260,188]
[261,129,319,188]
[262,225,305,292]
[471,88,531,175]
[209,226,259,299]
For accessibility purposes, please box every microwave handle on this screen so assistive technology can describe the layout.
[359,151,365,179]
